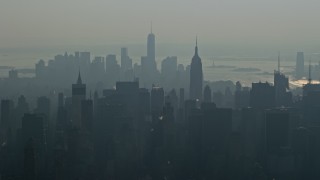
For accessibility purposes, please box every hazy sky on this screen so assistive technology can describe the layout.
[1,0,320,49]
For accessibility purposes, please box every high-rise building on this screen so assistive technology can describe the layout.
[1,99,14,130]
[161,56,178,89]
[203,85,212,102]
[21,113,45,179]
[250,82,275,109]
[274,53,292,106]
[179,88,185,109]
[189,39,203,100]
[147,28,155,62]
[35,96,51,126]
[91,56,105,81]
[106,54,120,86]
[72,71,86,128]
[265,109,291,154]
[81,99,93,131]
[80,52,90,65]
[121,47,132,72]
[151,86,164,121]
[9,69,18,79]
[296,52,305,79]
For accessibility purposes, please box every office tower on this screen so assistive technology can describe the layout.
[58,92,64,107]
[275,53,291,105]
[15,95,30,128]
[35,59,46,79]
[203,85,212,102]
[240,108,264,159]
[115,81,140,116]
[81,99,93,131]
[201,108,232,175]
[161,56,177,76]
[121,48,132,72]
[35,96,50,126]
[179,88,185,109]
[250,82,275,109]
[80,52,90,65]
[265,110,290,154]
[106,54,120,86]
[274,55,292,106]
[166,89,178,107]
[21,114,45,151]
[24,138,36,180]
[9,69,18,79]
[75,51,80,60]
[57,93,67,130]
[161,56,178,89]
[91,56,105,81]
[296,52,304,79]
[189,39,203,100]
[139,88,151,117]
[141,56,158,88]
[72,71,86,128]
[151,86,164,121]
[21,114,45,179]
[1,99,14,130]
[184,99,197,122]
[147,27,155,62]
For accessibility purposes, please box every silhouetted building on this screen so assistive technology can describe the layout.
[161,56,178,89]
[151,86,164,121]
[35,96,50,126]
[81,99,93,131]
[235,82,250,109]
[8,69,18,79]
[72,71,86,128]
[35,59,46,79]
[121,47,132,73]
[250,82,275,109]
[203,85,212,102]
[265,110,290,154]
[147,28,155,62]
[274,71,292,107]
[189,39,203,101]
[1,99,14,130]
[106,54,120,86]
[24,138,36,180]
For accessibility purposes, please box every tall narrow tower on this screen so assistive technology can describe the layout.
[189,38,203,100]
[72,71,86,128]
[147,23,155,62]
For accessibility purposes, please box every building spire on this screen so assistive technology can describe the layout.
[308,60,312,84]
[151,21,153,33]
[77,69,82,84]
[278,51,280,72]
[196,36,198,47]
[195,36,198,55]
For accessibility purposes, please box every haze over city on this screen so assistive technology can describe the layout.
[1,0,320,50]
[1,1,320,180]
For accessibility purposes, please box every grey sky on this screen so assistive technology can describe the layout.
[0,0,319,49]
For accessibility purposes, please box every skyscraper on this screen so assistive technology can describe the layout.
[274,53,292,106]
[72,71,86,128]
[296,52,305,79]
[147,26,155,62]
[189,39,203,100]
[203,85,212,102]
[121,47,132,72]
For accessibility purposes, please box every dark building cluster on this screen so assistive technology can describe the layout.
[1,32,320,180]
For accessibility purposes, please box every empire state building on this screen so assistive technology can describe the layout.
[189,39,203,100]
